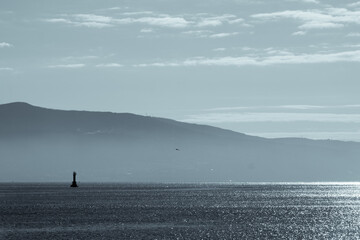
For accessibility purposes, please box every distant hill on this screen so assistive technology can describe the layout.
[1,102,360,182]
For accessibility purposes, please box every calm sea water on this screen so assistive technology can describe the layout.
[1,183,360,239]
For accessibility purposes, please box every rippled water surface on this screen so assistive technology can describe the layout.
[2,183,360,239]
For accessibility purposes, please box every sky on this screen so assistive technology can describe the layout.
[1,0,360,141]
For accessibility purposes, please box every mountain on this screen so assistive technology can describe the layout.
[1,102,360,182]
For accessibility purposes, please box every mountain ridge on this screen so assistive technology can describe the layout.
[1,102,360,182]
[0,102,258,141]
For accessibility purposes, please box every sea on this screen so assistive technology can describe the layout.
[1,183,360,239]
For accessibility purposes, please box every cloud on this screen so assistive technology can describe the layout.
[95,63,123,68]
[182,30,239,39]
[185,105,360,138]
[182,30,213,38]
[252,8,360,30]
[61,56,98,61]
[46,13,190,28]
[205,104,360,112]
[122,11,154,16]
[45,12,247,30]
[45,18,72,24]
[343,43,360,48]
[48,64,85,68]
[0,67,13,71]
[213,48,226,51]
[182,112,360,124]
[264,48,292,55]
[134,50,360,67]
[248,131,360,141]
[347,32,360,37]
[301,0,320,3]
[292,30,307,36]
[277,105,329,110]
[0,42,12,48]
[299,22,344,29]
[197,15,243,27]
[140,28,153,33]
[0,10,13,14]
[209,32,239,38]
[348,2,360,8]
[75,22,113,28]
[179,104,360,140]
[130,16,190,28]
[106,7,123,11]
[286,0,320,3]
[134,62,181,67]
[229,18,245,24]
[197,18,224,27]
[45,16,113,28]
[241,47,255,51]
[74,14,112,23]
[45,14,114,28]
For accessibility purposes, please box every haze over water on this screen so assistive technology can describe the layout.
[2,183,360,239]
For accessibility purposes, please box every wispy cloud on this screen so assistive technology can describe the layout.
[48,64,85,69]
[205,104,360,112]
[182,30,239,39]
[213,48,226,52]
[95,63,123,68]
[292,31,307,36]
[0,67,13,71]
[75,22,113,28]
[183,112,360,124]
[105,7,124,11]
[129,16,190,28]
[45,13,190,28]
[264,48,292,55]
[134,50,360,67]
[182,30,213,38]
[122,11,154,16]
[248,131,360,141]
[197,14,242,27]
[299,22,343,29]
[61,55,98,61]
[209,32,239,38]
[184,105,360,133]
[140,28,153,33]
[252,8,360,30]
[348,1,360,8]
[0,42,13,48]
[347,32,360,37]
[180,104,360,140]
[301,0,320,4]
[45,18,72,24]
[74,14,112,23]
[45,16,112,28]
[45,11,248,30]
